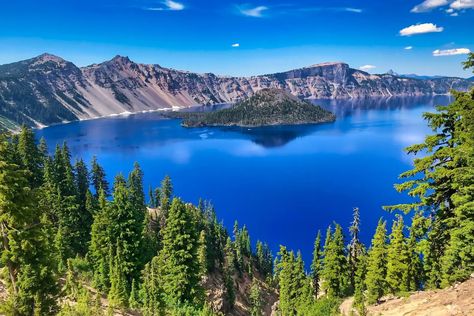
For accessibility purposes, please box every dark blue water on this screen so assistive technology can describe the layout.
[36,95,453,265]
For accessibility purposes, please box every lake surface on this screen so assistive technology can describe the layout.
[36,95,453,264]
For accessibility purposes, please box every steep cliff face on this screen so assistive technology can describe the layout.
[0,54,472,129]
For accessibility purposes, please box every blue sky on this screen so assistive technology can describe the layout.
[0,0,473,77]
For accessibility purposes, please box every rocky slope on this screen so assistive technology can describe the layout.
[340,275,474,316]
[0,53,472,129]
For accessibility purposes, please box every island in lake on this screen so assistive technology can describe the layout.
[166,88,336,127]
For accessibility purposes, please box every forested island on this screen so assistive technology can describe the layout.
[166,88,336,127]
[0,56,472,315]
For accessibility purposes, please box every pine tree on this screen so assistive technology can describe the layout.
[74,158,93,255]
[108,243,129,307]
[89,189,111,291]
[16,125,43,187]
[385,68,474,288]
[0,134,59,315]
[157,198,202,306]
[140,257,165,316]
[348,207,364,294]
[91,156,109,197]
[353,252,368,316]
[198,230,208,277]
[160,175,173,214]
[321,223,349,298]
[386,215,409,294]
[365,219,388,304]
[224,237,236,309]
[250,278,263,316]
[310,230,322,298]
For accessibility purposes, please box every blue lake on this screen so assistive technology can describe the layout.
[36,95,453,264]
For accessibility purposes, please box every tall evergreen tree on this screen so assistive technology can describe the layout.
[310,230,322,298]
[321,223,349,298]
[0,134,59,315]
[91,156,109,197]
[386,215,409,294]
[157,198,202,306]
[250,278,263,316]
[348,207,364,294]
[365,219,388,304]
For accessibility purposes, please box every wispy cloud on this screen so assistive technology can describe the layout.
[450,0,474,9]
[411,0,474,14]
[238,5,268,17]
[231,43,240,47]
[146,0,185,11]
[399,23,443,36]
[344,7,363,13]
[411,0,449,13]
[404,46,413,50]
[433,48,471,56]
[359,65,376,71]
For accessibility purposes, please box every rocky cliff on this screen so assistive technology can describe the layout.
[0,54,472,129]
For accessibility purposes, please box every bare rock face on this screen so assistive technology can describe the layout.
[0,54,472,129]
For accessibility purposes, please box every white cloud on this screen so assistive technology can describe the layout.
[231,43,240,47]
[433,48,471,56]
[411,0,449,13]
[359,65,376,71]
[238,5,268,17]
[446,8,454,12]
[146,0,184,11]
[344,8,363,13]
[399,23,443,36]
[404,46,413,50]
[450,12,459,15]
[450,0,474,9]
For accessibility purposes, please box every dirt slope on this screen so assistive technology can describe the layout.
[340,276,474,316]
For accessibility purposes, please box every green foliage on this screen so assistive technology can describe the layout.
[321,223,349,298]
[168,88,336,127]
[250,278,263,316]
[365,219,388,304]
[310,230,322,298]
[157,198,202,306]
[386,215,409,294]
[0,133,59,315]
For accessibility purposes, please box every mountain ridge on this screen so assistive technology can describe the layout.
[0,53,473,130]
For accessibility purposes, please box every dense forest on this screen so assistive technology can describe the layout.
[0,56,473,316]
[165,88,336,128]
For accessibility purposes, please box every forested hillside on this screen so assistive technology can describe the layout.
[0,56,472,315]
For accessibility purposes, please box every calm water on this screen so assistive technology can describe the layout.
[36,95,453,264]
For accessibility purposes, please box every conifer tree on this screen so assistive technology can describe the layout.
[140,257,165,316]
[198,230,208,277]
[321,223,348,298]
[108,243,129,307]
[386,215,409,294]
[348,207,364,293]
[224,237,236,309]
[0,134,59,315]
[160,175,173,213]
[157,198,202,306]
[250,278,263,316]
[353,252,368,316]
[91,156,109,197]
[365,219,388,304]
[17,125,43,187]
[89,189,111,291]
[310,230,322,298]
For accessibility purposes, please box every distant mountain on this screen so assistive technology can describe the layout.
[167,88,336,127]
[0,54,473,130]
[398,74,447,80]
